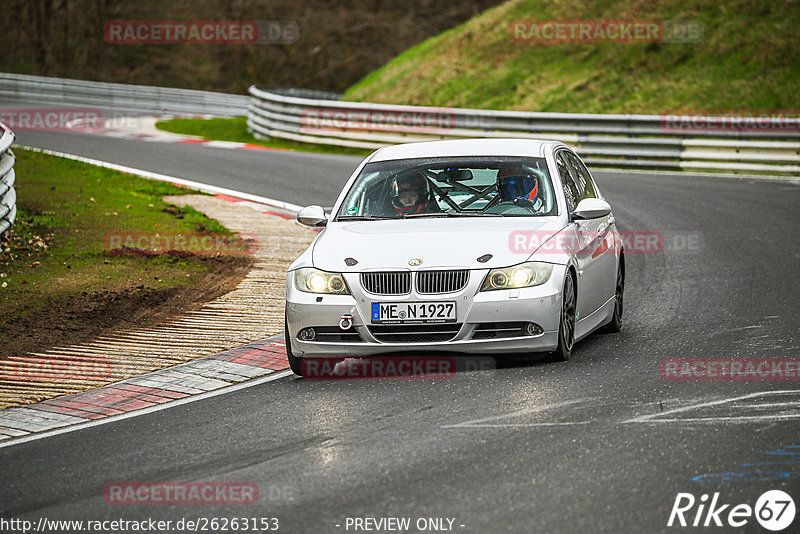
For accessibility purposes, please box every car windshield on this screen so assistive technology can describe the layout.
[336,156,557,220]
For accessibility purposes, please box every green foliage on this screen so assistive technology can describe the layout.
[344,0,800,113]
[0,149,234,323]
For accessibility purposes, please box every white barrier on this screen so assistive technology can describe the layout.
[248,86,800,176]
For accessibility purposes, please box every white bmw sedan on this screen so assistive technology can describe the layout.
[285,139,624,376]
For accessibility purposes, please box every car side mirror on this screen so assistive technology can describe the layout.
[297,205,328,227]
[572,198,612,220]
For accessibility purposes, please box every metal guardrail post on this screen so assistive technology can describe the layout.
[0,122,17,238]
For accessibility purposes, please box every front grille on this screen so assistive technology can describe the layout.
[368,323,462,343]
[308,326,364,343]
[416,269,469,294]
[471,322,528,340]
[361,271,411,295]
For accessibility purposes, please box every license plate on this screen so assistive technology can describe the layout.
[371,301,456,324]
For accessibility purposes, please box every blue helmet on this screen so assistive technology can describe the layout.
[497,165,539,202]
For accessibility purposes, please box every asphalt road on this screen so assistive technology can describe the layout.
[2,103,800,533]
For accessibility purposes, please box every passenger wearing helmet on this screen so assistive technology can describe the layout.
[496,163,539,207]
[390,172,440,216]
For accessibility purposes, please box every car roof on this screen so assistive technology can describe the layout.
[367,138,566,162]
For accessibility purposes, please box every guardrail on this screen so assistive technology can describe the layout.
[0,73,248,116]
[248,86,800,176]
[0,122,16,237]
[0,73,795,176]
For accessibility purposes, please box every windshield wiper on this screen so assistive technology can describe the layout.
[402,213,452,218]
[403,211,504,218]
[336,215,396,221]
[446,211,503,217]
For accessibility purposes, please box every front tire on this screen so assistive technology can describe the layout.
[550,272,576,362]
[603,256,624,333]
[284,322,303,376]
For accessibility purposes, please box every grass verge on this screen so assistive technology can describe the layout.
[155,116,372,157]
[344,0,800,114]
[0,148,252,357]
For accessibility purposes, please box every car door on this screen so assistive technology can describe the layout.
[556,149,614,321]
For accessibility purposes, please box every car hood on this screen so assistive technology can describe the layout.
[311,217,565,271]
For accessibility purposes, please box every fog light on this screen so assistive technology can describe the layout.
[298,327,316,341]
[525,322,543,336]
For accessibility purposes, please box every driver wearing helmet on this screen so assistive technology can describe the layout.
[496,163,539,207]
[390,172,440,216]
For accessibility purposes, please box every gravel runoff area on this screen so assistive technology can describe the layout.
[0,195,316,409]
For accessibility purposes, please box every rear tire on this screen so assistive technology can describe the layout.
[550,272,576,362]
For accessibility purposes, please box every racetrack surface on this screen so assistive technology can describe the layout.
[2,100,800,533]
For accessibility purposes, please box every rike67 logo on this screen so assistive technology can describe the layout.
[668,490,795,531]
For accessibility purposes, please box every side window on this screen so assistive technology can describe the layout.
[556,152,579,212]
[564,151,597,200]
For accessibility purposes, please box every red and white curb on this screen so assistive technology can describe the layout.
[1,336,287,432]
[70,114,292,153]
[212,193,295,220]
[0,337,292,446]
[0,148,307,448]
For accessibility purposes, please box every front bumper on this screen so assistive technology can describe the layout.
[285,265,566,358]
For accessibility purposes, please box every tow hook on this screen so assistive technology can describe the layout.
[339,314,353,330]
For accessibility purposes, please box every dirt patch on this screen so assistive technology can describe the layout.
[1,254,254,358]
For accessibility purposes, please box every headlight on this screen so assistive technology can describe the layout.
[294,268,350,294]
[480,262,554,291]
